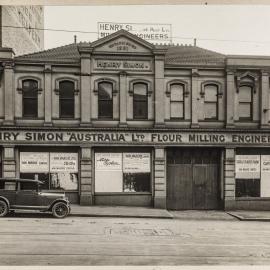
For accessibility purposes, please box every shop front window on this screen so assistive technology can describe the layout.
[95,152,151,193]
[20,152,78,191]
[235,154,270,198]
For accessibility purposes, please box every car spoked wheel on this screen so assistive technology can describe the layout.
[52,202,69,218]
[0,201,8,217]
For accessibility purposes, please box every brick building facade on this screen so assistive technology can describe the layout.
[0,30,270,210]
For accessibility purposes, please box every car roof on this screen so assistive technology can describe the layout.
[0,178,43,184]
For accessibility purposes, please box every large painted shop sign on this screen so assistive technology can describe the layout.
[1,130,270,145]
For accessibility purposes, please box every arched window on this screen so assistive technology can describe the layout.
[204,84,218,120]
[133,83,148,120]
[238,85,253,120]
[98,82,113,119]
[22,79,38,118]
[170,83,184,119]
[59,81,75,118]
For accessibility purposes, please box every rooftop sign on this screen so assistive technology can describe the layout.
[97,22,172,44]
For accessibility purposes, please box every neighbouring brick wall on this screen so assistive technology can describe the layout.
[154,147,166,208]
[80,147,93,205]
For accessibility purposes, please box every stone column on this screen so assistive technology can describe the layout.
[191,69,199,128]
[119,71,127,127]
[226,70,235,128]
[44,65,52,126]
[154,50,166,127]
[224,148,236,210]
[260,70,269,128]
[3,61,15,125]
[79,46,92,126]
[80,147,93,205]
[2,146,16,190]
[154,147,166,209]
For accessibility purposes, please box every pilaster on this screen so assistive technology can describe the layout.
[80,146,93,205]
[226,69,235,128]
[260,70,269,128]
[119,71,127,127]
[44,65,52,126]
[191,69,199,128]
[154,147,166,209]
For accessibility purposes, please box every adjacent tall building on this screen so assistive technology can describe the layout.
[0,6,44,56]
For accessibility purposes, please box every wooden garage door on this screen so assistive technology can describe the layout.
[167,148,220,210]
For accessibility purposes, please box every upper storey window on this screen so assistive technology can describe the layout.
[170,83,184,119]
[204,84,218,120]
[22,79,38,118]
[98,82,113,119]
[133,83,148,120]
[59,81,75,118]
[238,85,253,120]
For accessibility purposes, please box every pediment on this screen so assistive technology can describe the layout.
[91,30,154,54]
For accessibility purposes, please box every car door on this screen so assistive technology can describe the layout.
[15,181,39,208]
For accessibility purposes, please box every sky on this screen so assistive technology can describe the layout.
[44,5,270,56]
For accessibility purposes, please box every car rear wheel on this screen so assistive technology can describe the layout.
[52,202,69,218]
[0,200,8,217]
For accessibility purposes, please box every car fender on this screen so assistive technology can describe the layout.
[48,199,69,212]
[0,196,10,208]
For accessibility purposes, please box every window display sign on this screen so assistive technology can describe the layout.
[235,155,260,179]
[95,153,122,171]
[123,153,150,173]
[51,172,78,190]
[261,155,270,197]
[20,152,49,173]
[50,153,78,173]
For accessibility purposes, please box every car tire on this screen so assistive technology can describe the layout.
[0,200,8,217]
[52,202,69,218]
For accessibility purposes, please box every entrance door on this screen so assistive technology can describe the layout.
[167,148,220,210]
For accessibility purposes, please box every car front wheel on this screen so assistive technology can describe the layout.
[52,202,69,218]
[0,200,8,217]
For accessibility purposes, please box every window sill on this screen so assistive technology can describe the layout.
[236,197,270,201]
[94,192,152,195]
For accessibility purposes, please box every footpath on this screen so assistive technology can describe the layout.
[70,205,270,221]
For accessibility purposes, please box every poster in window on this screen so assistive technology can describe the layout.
[50,172,78,190]
[261,155,270,197]
[235,155,260,179]
[95,153,123,192]
[95,153,122,171]
[50,153,78,173]
[123,153,150,173]
[20,152,49,173]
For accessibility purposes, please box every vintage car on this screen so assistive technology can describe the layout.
[0,178,70,218]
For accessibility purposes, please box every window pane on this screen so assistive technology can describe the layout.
[123,173,150,192]
[236,179,260,197]
[134,101,148,119]
[239,103,251,119]
[50,173,78,190]
[170,84,184,101]
[60,99,74,118]
[99,100,113,118]
[98,82,113,100]
[23,98,38,117]
[23,80,38,92]
[59,81,74,98]
[204,103,217,119]
[134,83,147,101]
[204,85,218,102]
[171,102,184,118]
[59,81,75,118]
[239,86,252,102]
